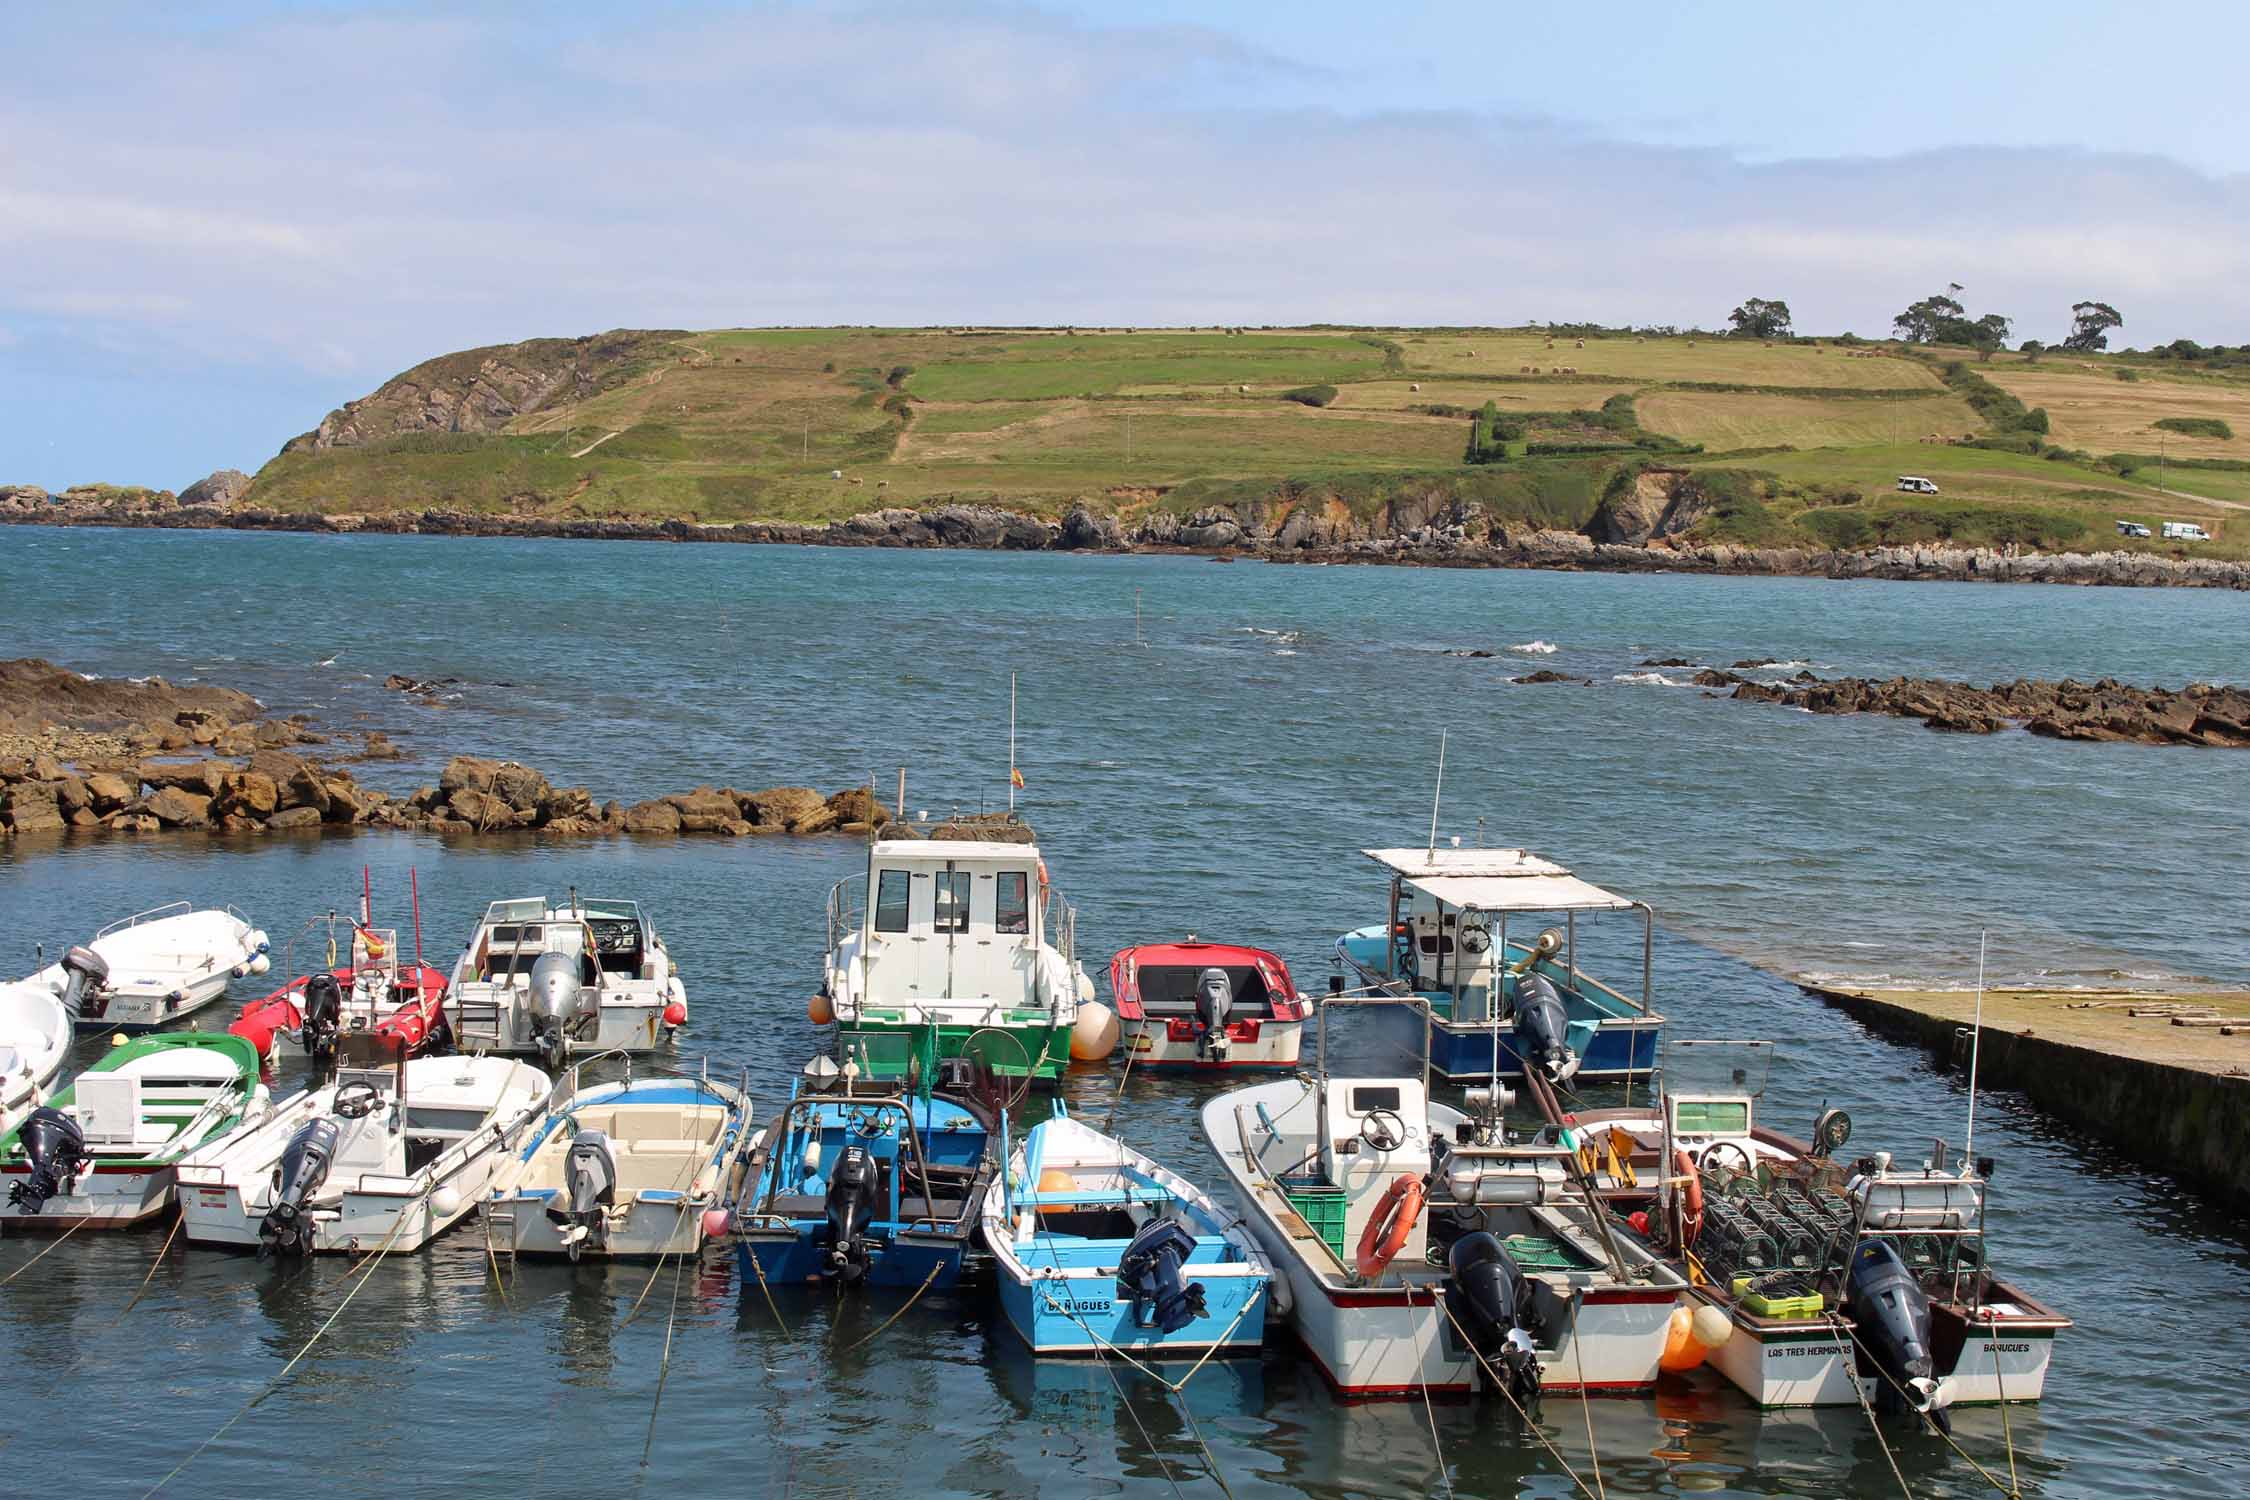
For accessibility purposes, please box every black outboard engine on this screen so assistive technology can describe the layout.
[546,1128,618,1261]
[300,972,345,1062]
[1845,1239,1952,1432]
[260,1117,341,1256]
[58,945,112,1022]
[527,950,599,1070]
[823,1144,879,1282]
[1444,1231,1542,1407]
[1511,974,1580,1084]
[7,1106,89,1213]
[1115,1219,1209,1333]
[1193,967,1234,1061]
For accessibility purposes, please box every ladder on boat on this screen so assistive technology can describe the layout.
[453,993,506,1054]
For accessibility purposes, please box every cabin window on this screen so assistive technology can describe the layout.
[1350,1086,1402,1113]
[874,870,911,932]
[933,870,971,933]
[995,872,1029,934]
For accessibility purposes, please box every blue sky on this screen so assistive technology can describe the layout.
[3,1,2247,489]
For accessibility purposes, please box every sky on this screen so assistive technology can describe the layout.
[3,1,2247,489]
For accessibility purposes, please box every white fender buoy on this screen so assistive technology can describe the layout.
[1071,1001,1120,1061]
[248,930,271,953]
[248,953,272,977]
[1690,1302,1734,1350]
[430,1185,462,1218]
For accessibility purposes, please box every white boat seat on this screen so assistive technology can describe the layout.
[73,1075,143,1145]
[619,1139,705,1158]
[0,1046,21,1076]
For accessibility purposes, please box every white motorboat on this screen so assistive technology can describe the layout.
[0,979,73,1134]
[175,1039,550,1255]
[820,836,1093,1087]
[1202,996,1689,1400]
[484,1062,752,1261]
[32,903,270,1033]
[984,1105,1270,1359]
[443,895,687,1065]
[2,1033,268,1229]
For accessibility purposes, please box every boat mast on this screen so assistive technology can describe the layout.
[1008,673,1017,814]
[1964,929,1988,1163]
[1426,728,1447,856]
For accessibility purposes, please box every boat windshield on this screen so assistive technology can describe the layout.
[481,898,550,924]
[1660,1039,1773,1100]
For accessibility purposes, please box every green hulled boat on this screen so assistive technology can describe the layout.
[1,1031,266,1229]
[820,835,1092,1085]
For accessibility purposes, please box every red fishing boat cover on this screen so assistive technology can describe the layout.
[1109,941,1308,1022]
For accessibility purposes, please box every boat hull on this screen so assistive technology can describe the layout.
[0,1164,175,1229]
[1699,1293,2063,1408]
[736,1228,971,1290]
[997,1264,1268,1358]
[846,1018,1070,1084]
[1120,1017,1303,1071]
[1366,996,1661,1083]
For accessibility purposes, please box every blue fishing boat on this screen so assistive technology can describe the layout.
[729,1036,999,1290]
[1334,846,1663,1083]
[983,1103,1270,1359]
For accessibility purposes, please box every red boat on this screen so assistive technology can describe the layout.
[230,870,452,1065]
[1109,940,1311,1069]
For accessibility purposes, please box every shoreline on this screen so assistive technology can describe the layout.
[6,503,2248,590]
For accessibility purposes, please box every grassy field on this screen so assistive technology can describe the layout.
[239,324,2244,554]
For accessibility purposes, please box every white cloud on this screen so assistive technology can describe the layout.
[0,4,2243,422]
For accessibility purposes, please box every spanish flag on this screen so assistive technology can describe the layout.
[1010,766,1025,790]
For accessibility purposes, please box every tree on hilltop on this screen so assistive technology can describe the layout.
[2063,301,2124,352]
[1893,286,2013,356]
[1727,297,1793,339]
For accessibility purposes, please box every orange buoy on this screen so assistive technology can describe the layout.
[1354,1173,1425,1280]
[807,992,834,1025]
[1658,1305,1708,1372]
[1035,1166,1077,1218]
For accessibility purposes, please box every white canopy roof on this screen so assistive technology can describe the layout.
[1361,847,1638,913]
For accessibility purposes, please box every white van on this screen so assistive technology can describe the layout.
[2116,521,2151,537]
[1896,475,1940,495]
[2160,521,2211,542]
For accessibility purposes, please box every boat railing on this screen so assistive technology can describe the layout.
[827,874,866,951]
[1044,890,1077,967]
[95,900,195,938]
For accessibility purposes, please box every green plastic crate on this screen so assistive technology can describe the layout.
[1281,1181,1347,1260]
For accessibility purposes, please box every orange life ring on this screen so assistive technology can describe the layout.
[1674,1147,1704,1248]
[1354,1173,1425,1280]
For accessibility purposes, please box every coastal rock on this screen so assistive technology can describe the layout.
[738,786,825,829]
[1060,504,1125,550]
[439,755,500,794]
[84,770,137,813]
[622,799,682,835]
[1722,671,2250,747]
[1511,670,1589,685]
[178,469,251,508]
[539,786,597,823]
[141,759,235,798]
[143,786,212,827]
[447,787,523,829]
[215,770,280,818]
[824,787,890,827]
[2,781,65,833]
[105,811,161,834]
[667,786,741,833]
[266,805,324,831]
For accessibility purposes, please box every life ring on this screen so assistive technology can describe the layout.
[1674,1147,1704,1248]
[1036,858,1050,894]
[1354,1173,1425,1280]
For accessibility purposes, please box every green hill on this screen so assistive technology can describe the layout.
[241,325,2250,557]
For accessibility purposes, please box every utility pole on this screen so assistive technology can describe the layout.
[1125,412,1133,465]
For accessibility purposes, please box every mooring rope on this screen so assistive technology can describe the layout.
[143,1187,420,1497]
[1102,1019,1146,1135]
[838,1259,944,1355]
[1431,1290,1602,1500]
[1416,1300,1457,1500]
[636,1249,691,1472]
[0,1212,93,1285]
[1032,1278,1265,1395]
[1838,1319,2021,1498]
[1088,1334,1190,1500]
[745,1234,792,1337]
[1568,1328,1609,1500]
[1822,1319,1915,1500]
[48,1215,186,1383]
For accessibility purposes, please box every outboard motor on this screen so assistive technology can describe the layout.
[260,1117,341,1256]
[1445,1231,1542,1406]
[1115,1218,1209,1333]
[546,1128,619,1261]
[1845,1239,1953,1432]
[1511,973,1580,1084]
[822,1144,880,1282]
[1193,967,1234,1061]
[58,945,112,1022]
[300,972,345,1063]
[7,1106,89,1213]
[526,950,599,1069]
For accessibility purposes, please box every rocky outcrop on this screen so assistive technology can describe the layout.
[178,469,251,507]
[1723,674,2250,747]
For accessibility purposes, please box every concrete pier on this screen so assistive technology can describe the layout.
[1801,983,2250,1215]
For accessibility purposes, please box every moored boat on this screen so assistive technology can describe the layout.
[485,1061,751,1261]
[1567,1040,2070,1417]
[0,979,73,1135]
[1335,846,1662,1083]
[984,1103,1271,1359]
[443,894,688,1065]
[1203,996,1688,1400]
[33,903,270,1033]
[2,1032,268,1229]
[230,872,450,1065]
[819,834,1092,1086]
[175,1037,549,1254]
[730,1040,1000,1289]
[1109,939,1310,1069]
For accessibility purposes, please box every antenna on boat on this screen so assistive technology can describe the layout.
[1963,929,1988,1164]
[1008,672,1018,814]
[410,868,423,968]
[1426,728,1448,856]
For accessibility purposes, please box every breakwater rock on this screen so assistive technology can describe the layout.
[1704,671,2250,746]
[7,485,2248,590]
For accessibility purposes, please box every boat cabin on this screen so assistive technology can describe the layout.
[840,841,1062,1006]
[463,896,660,986]
[1317,1074,1438,1271]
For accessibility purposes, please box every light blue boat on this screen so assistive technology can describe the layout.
[729,1036,999,1291]
[1335,846,1663,1084]
[983,1103,1270,1359]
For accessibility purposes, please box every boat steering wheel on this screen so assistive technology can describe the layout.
[1698,1139,1756,1181]
[334,1081,384,1120]
[1359,1109,1408,1153]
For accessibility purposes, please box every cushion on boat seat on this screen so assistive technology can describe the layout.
[603,1108,689,1143]
[619,1139,704,1158]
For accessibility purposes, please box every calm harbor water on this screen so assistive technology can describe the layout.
[2,527,2246,1498]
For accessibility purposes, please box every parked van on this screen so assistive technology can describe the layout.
[2116,520,2152,537]
[2160,521,2212,541]
[1896,475,1940,495]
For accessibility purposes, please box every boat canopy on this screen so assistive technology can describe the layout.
[1360,847,1637,913]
